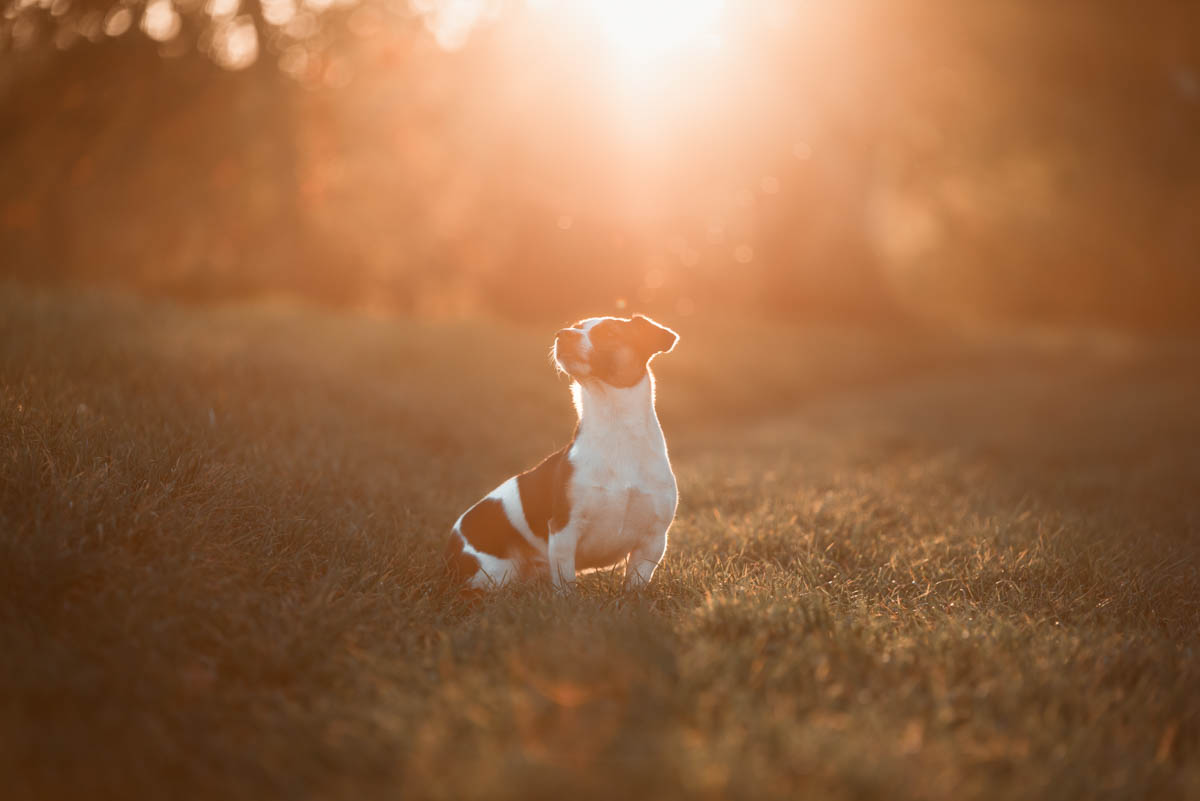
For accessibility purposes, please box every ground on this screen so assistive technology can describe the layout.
[1,283,1198,801]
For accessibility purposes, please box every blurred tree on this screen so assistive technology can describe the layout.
[2,0,1198,328]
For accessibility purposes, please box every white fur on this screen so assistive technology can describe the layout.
[552,371,677,589]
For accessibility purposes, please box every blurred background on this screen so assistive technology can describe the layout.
[2,0,1197,328]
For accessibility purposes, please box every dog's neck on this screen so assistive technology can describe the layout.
[571,371,662,442]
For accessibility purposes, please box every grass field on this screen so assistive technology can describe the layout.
[2,283,1198,801]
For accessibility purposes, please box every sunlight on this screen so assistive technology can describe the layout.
[532,0,725,69]
[410,0,727,76]
[583,0,724,65]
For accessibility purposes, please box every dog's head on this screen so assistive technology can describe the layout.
[553,314,679,387]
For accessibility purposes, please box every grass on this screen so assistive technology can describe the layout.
[1,283,1198,801]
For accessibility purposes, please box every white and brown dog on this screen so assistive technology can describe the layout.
[445,314,679,593]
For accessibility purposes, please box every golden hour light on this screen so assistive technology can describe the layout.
[2,1,1200,800]
[532,0,725,69]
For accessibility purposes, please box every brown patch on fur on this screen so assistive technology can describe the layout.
[517,445,574,540]
[587,319,651,387]
[585,316,678,388]
[457,497,532,559]
[631,314,678,357]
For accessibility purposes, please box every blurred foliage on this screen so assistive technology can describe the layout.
[1,0,1198,327]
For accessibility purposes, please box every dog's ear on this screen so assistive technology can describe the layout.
[631,314,679,357]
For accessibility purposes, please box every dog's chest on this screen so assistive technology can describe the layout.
[567,427,677,565]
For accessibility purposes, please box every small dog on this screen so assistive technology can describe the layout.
[445,314,679,592]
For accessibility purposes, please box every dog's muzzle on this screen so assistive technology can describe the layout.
[555,329,583,356]
[554,329,588,371]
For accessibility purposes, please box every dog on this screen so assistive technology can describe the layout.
[444,314,679,592]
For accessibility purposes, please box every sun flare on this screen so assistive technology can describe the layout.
[589,0,724,63]
[536,0,725,68]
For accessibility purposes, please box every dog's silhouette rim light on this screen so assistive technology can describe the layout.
[446,313,680,594]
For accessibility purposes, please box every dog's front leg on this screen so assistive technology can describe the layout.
[624,529,667,590]
[548,526,578,591]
